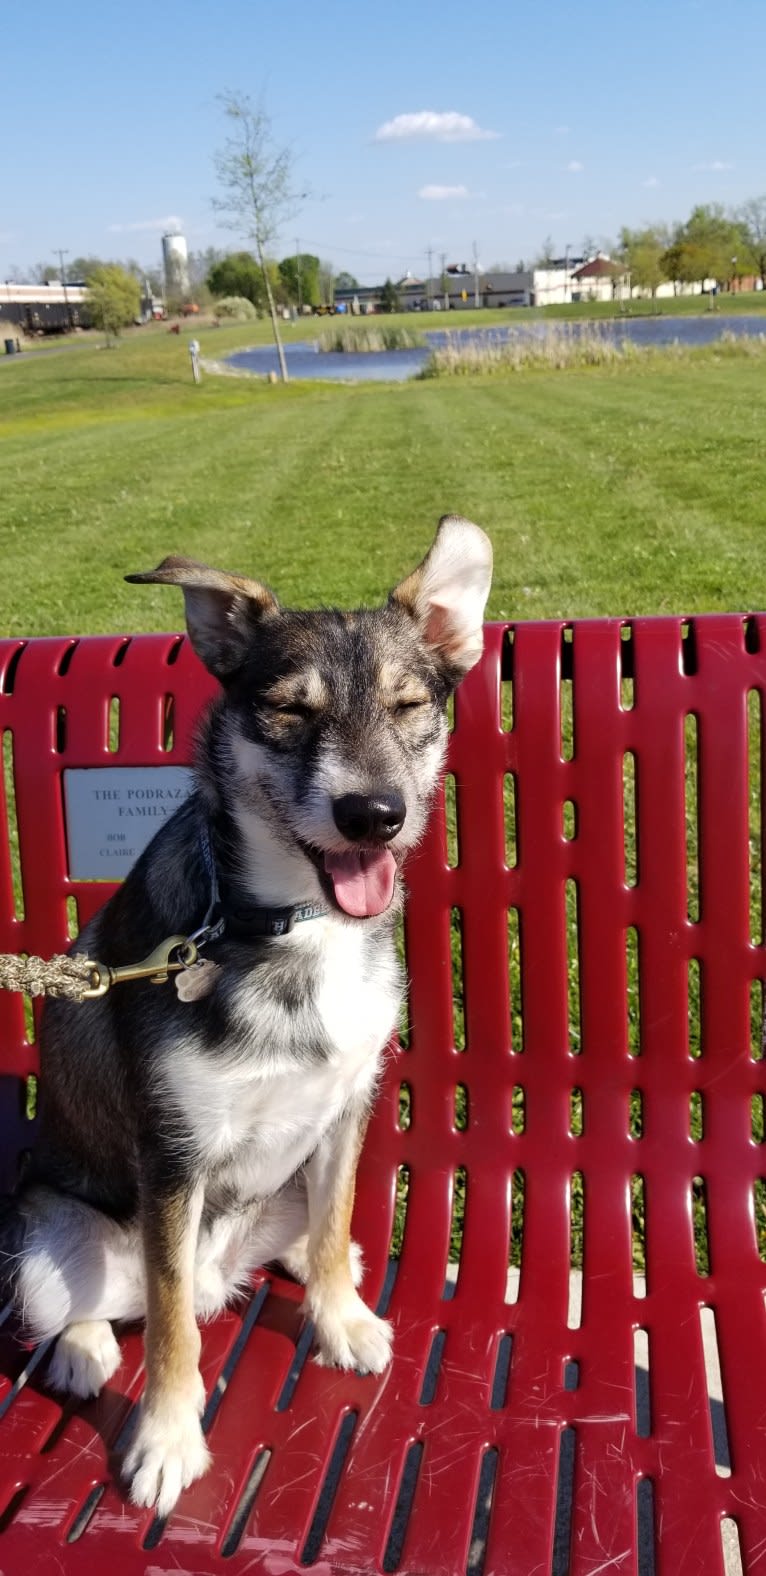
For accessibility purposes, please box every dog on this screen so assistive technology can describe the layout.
[0,514,492,1516]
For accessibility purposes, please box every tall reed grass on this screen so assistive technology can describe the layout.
[317,323,426,352]
[418,323,766,376]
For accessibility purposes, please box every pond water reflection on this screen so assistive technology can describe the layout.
[225,314,766,384]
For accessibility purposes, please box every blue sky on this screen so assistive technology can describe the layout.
[3,0,764,284]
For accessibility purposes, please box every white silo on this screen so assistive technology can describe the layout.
[162,232,190,299]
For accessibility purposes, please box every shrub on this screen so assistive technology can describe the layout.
[213,295,257,321]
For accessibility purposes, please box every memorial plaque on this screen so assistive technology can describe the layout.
[63,767,194,879]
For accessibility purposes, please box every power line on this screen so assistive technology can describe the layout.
[296,236,418,263]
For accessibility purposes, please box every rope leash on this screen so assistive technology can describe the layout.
[0,952,99,1003]
[0,935,200,1003]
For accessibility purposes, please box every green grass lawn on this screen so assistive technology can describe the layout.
[1,324,765,636]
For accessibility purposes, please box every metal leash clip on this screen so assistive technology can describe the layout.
[83,935,199,999]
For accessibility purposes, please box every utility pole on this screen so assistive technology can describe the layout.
[295,238,302,314]
[426,246,433,309]
[56,248,72,329]
[441,251,448,311]
[472,240,480,308]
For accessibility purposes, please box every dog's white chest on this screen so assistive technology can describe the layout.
[163,919,400,1199]
[315,921,396,1061]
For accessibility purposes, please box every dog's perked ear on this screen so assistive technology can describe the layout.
[125,557,279,680]
[390,515,493,680]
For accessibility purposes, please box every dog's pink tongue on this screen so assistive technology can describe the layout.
[324,847,397,917]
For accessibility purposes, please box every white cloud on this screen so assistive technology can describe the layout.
[693,160,733,172]
[642,176,660,188]
[566,160,584,173]
[553,124,571,135]
[375,111,499,143]
[107,215,184,234]
[418,184,470,201]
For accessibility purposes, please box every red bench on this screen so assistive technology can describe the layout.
[0,617,763,1575]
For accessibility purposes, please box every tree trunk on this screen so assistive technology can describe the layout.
[256,237,288,384]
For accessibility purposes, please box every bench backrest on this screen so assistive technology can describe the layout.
[0,618,764,1576]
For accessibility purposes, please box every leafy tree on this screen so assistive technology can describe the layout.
[379,277,400,313]
[67,255,108,283]
[279,252,320,308]
[86,265,141,342]
[738,196,766,288]
[619,226,667,297]
[334,270,359,292]
[660,231,686,294]
[213,91,306,382]
[207,250,286,313]
[680,204,747,288]
[208,250,264,306]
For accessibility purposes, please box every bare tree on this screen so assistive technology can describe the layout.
[213,92,304,382]
[739,197,766,289]
[318,260,336,307]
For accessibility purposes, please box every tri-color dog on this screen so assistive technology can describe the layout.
[0,514,492,1515]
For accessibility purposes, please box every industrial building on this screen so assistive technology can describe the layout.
[0,281,90,334]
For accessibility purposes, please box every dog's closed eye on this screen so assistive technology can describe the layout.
[388,690,431,717]
[391,701,425,717]
[260,670,328,721]
[261,699,317,722]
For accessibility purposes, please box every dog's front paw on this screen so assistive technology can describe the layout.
[123,1401,211,1517]
[310,1291,393,1374]
[49,1320,122,1399]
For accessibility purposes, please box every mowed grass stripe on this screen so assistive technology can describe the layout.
[2,341,766,635]
[1,394,363,633]
[403,368,766,613]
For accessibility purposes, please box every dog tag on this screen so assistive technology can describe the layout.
[175,959,222,1002]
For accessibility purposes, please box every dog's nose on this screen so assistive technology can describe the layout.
[332,791,406,843]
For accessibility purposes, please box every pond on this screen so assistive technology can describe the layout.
[225,340,427,382]
[224,314,766,384]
